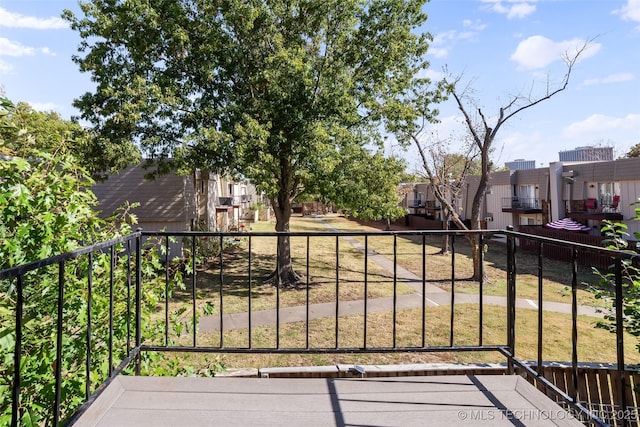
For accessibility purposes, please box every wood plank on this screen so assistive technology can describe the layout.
[598,370,615,425]
[586,369,601,413]
[576,368,589,406]
[611,371,622,427]
[73,375,584,427]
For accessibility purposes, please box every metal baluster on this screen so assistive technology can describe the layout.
[364,235,369,349]
[335,235,339,349]
[393,234,397,348]
[86,253,93,399]
[248,235,253,349]
[109,246,115,376]
[450,235,455,347]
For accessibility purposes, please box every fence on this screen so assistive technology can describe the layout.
[2,228,639,426]
[519,225,610,269]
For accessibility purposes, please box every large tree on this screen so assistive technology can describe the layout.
[64,0,437,286]
[329,148,409,230]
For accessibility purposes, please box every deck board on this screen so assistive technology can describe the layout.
[73,375,584,426]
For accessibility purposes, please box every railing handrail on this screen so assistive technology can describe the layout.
[0,232,141,280]
[4,227,632,426]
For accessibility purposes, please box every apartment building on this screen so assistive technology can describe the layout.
[403,157,640,236]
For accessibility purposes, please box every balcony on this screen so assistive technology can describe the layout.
[501,197,543,213]
[409,200,441,217]
[216,196,248,212]
[568,198,623,222]
[2,227,638,426]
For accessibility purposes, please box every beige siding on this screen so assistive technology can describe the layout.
[614,158,640,180]
[485,184,512,229]
[139,221,189,261]
[620,181,640,235]
[92,165,193,225]
[489,171,511,186]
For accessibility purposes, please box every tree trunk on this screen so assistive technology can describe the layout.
[440,209,450,255]
[467,234,485,283]
[263,197,304,288]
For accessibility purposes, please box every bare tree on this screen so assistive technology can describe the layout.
[410,42,591,281]
[414,136,478,254]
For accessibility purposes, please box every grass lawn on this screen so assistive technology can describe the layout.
[322,215,599,306]
[168,216,416,318]
[156,214,635,371]
[173,304,640,370]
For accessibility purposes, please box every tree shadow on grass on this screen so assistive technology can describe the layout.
[170,249,418,305]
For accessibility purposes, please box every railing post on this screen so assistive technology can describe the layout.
[449,234,455,347]
[393,234,397,348]
[506,226,516,374]
[615,258,628,426]
[12,275,24,427]
[219,234,224,348]
[135,229,142,376]
[335,235,340,349]
[537,241,544,374]
[478,232,484,347]
[192,235,197,347]
[86,253,93,400]
[570,248,579,403]
[364,235,369,349]
[109,245,115,376]
[53,263,64,427]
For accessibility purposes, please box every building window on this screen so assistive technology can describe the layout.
[598,182,620,207]
[516,185,537,209]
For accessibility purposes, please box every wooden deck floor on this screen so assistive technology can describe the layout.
[73,374,584,426]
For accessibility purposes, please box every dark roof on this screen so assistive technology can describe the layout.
[92,165,193,222]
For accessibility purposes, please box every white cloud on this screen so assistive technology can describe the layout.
[0,7,68,30]
[29,102,60,112]
[583,73,636,86]
[496,131,543,164]
[463,19,488,32]
[613,0,640,24]
[0,38,55,57]
[510,36,601,70]
[416,68,445,82]
[563,113,640,139]
[0,58,13,74]
[429,23,486,59]
[481,0,538,19]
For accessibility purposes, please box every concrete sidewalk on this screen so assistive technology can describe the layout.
[199,217,602,333]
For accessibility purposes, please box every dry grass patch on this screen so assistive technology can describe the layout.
[323,216,598,306]
[164,216,416,324]
[169,305,640,371]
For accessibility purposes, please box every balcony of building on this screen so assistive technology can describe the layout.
[568,197,623,223]
[501,197,543,214]
[3,227,639,426]
[408,200,441,218]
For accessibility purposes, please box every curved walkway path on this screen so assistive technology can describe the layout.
[199,218,602,333]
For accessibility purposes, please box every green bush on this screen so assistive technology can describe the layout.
[0,98,210,425]
[591,202,640,352]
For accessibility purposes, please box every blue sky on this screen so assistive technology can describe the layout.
[0,0,639,169]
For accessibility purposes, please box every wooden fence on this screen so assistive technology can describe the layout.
[514,225,613,270]
[259,362,640,425]
[530,365,640,426]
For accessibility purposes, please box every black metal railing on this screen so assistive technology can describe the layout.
[2,227,637,426]
[501,197,541,210]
